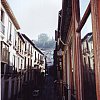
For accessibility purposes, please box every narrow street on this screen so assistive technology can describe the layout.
[38,75,60,100]
[1,0,100,100]
[19,74,61,100]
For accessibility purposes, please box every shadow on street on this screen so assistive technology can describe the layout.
[20,74,61,100]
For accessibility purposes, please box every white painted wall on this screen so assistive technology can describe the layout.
[1,4,21,100]
[1,3,45,73]
[15,33,25,71]
[1,4,22,74]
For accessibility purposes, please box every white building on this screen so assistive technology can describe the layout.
[34,46,45,73]
[1,0,20,75]
[81,32,94,70]
[1,1,45,99]
[22,34,45,81]
[0,1,24,100]
[21,34,35,81]
[14,32,25,72]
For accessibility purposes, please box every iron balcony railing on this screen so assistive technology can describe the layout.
[82,48,90,55]
[0,21,5,34]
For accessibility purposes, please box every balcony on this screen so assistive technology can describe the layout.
[34,60,36,63]
[24,48,29,54]
[82,48,90,55]
[13,45,17,50]
[40,60,44,65]
[30,52,33,57]
[21,50,24,57]
[13,40,17,49]
[37,61,39,64]
[7,34,12,45]
[20,48,21,53]
[24,50,28,54]
[1,42,9,63]
[1,48,9,63]
[22,50,23,55]
[91,49,94,53]
[28,50,31,56]
[0,21,5,36]
[90,49,94,58]
[34,59,38,63]
[7,40,12,45]
[16,46,19,52]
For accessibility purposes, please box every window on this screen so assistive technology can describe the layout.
[88,56,91,69]
[31,46,32,54]
[1,9,5,34]
[28,44,30,52]
[1,42,9,63]
[58,56,63,79]
[13,55,15,67]
[38,54,39,62]
[86,40,89,51]
[31,59,32,67]
[18,38,20,51]
[28,58,29,68]
[18,57,19,70]
[24,57,26,69]
[8,21,12,41]
[14,29,17,46]
[35,51,36,62]
[21,59,23,69]
[20,41,21,52]
[8,52,10,65]
[25,42,27,51]
[1,9,5,23]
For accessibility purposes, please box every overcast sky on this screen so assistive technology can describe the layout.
[7,0,91,40]
[80,0,92,38]
[7,0,62,40]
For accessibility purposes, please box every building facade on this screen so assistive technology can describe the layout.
[1,1,21,100]
[54,0,100,100]
[1,0,20,75]
[81,32,96,100]
[1,1,45,100]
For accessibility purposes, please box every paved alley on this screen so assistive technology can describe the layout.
[30,75,61,100]
[38,75,60,100]
[19,75,61,100]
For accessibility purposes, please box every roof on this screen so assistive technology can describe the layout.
[58,10,62,33]
[22,34,44,55]
[88,35,93,42]
[34,45,44,55]
[81,32,92,42]
[1,0,20,29]
[17,32,25,43]
[22,34,35,47]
